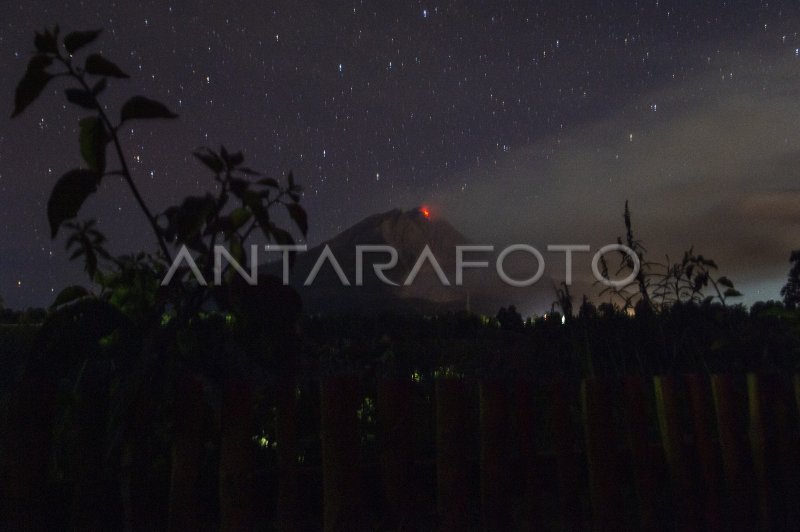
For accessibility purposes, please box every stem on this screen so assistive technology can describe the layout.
[65,59,173,263]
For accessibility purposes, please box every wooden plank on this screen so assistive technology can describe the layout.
[479,378,512,531]
[685,373,724,531]
[747,373,771,530]
[275,382,299,532]
[436,377,469,532]
[219,377,255,531]
[773,373,800,527]
[378,377,416,531]
[550,377,585,531]
[3,372,59,530]
[653,375,700,531]
[711,374,757,531]
[514,377,545,531]
[582,377,623,530]
[168,374,205,531]
[320,373,364,531]
[622,376,663,531]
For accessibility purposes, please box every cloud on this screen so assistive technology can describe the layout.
[434,50,800,306]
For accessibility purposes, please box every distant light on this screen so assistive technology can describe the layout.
[420,206,431,218]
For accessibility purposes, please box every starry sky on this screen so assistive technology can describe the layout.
[2,0,800,310]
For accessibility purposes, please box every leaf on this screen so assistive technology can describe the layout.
[268,225,296,266]
[218,145,243,169]
[286,203,308,237]
[63,29,101,54]
[92,77,107,95]
[163,194,216,246]
[12,72,52,117]
[229,207,251,230]
[248,201,271,239]
[717,276,734,288]
[120,96,178,122]
[47,169,101,237]
[85,54,129,78]
[228,177,250,198]
[257,177,279,188]
[34,27,58,54]
[193,148,223,173]
[27,54,53,71]
[65,88,96,109]
[11,55,53,117]
[227,151,244,168]
[237,166,260,176]
[79,117,107,173]
[723,288,742,298]
[51,285,89,308]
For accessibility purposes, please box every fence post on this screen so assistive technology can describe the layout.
[746,373,771,531]
[622,376,662,531]
[711,374,756,531]
[122,387,166,530]
[653,375,700,530]
[746,372,797,529]
[550,377,585,530]
[377,377,416,530]
[320,373,364,532]
[479,378,512,531]
[3,372,59,530]
[771,373,800,526]
[794,374,800,421]
[69,360,113,528]
[436,377,469,532]
[514,377,544,530]
[275,382,299,532]
[219,377,255,531]
[168,374,205,532]
[684,373,724,532]
[582,377,623,530]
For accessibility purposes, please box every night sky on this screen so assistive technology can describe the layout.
[2,1,800,311]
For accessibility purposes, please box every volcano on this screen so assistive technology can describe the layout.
[273,208,466,314]
[271,209,470,313]
[269,207,555,315]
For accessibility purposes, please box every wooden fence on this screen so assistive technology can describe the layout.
[5,371,800,530]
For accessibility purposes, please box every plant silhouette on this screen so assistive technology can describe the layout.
[597,200,742,312]
[7,25,308,529]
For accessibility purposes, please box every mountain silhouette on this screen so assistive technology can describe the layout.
[264,207,557,316]
[271,208,469,314]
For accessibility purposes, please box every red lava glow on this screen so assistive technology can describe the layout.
[420,206,431,218]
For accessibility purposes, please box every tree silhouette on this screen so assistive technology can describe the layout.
[780,250,800,309]
[496,304,524,331]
